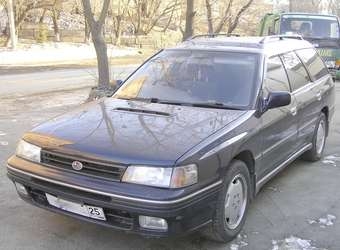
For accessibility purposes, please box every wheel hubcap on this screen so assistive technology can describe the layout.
[224,174,247,230]
[316,119,325,155]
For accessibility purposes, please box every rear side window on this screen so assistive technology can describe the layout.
[264,56,290,94]
[281,52,310,91]
[296,48,328,80]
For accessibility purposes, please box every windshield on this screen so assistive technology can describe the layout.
[114,50,260,109]
[281,15,340,39]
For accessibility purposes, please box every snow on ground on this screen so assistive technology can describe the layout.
[266,186,281,192]
[0,42,139,66]
[308,214,337,228]
[229,234,248,250]
[272,236,326,250]
[322,155,340,167]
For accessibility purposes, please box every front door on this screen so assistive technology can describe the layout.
[259,56,299,179]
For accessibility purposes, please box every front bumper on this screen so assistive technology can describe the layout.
[7,156,222,237]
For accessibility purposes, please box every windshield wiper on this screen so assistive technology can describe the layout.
[117,97,160,103]
[117,97,243,110]
[190,102,243,110]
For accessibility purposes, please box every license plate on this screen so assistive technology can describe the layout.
[46,193,106,221]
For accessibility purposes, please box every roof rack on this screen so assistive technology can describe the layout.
[187,33,240,41]
[259,35,303,44]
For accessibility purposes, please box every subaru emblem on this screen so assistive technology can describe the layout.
[71,161,83,171]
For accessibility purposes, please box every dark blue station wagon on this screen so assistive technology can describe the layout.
[7,35,335,242]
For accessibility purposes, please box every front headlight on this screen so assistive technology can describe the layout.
[122,164,198,188]
[16,140,41,162]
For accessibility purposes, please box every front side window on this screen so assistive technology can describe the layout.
[264,56,290,95]
[280,15,340,39]
[281,52,310,91]
[114,50,260,109]
[296,48,329,80]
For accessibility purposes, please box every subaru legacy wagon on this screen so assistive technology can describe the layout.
[7,35,335,242]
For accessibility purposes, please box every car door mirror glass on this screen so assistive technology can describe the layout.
[265,91,291,110]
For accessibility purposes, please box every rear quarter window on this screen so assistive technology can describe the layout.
[296,48,329,80]
[280,52,310,91]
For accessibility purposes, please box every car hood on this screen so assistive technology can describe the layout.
[28,98,246,165]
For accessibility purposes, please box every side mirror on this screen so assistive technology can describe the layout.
[265,91,291,111]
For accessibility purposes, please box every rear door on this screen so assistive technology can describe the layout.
[281,51,320,148]
[259,56,299,178]
[295,48,333,142]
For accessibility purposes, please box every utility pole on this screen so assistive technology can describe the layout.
[7,0,17,49]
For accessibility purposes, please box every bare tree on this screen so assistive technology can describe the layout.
[50,0,63,42]
[13,1,56,32]
[204,0,254,34]
[205,0,213,34]
[110,0,130,45]
[127,0,179,36]
[289,0,321,12]
[182,0,194,40]
[82,0,112,99]
[7,0,17,48]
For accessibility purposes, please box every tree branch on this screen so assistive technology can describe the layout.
[214,0,233,33]
[98,0,111,26]
[227,0,254,34]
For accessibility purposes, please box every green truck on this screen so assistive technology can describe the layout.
[259,13,340,79]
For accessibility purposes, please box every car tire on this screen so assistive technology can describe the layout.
[302,112,327,162]
[202,160,251,243]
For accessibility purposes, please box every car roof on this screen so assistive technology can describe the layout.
[169,36,315,58]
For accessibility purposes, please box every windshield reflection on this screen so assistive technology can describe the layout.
[114,50,259,109]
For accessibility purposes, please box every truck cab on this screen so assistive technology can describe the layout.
[259,13,340,79]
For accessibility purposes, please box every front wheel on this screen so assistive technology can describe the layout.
[203,160,251,243]
[302,112,327,162]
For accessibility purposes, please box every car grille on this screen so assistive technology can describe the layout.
[40,151,126,181]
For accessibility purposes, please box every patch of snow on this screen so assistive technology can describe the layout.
[230,244,240,250]
[272,236,326,250]
[0,42,139,66]
[11,119,17,122]
[230,234,248,250]
[308,214,336,228]
[0,141,8,146]
[267,186,280,192]
[0,131,6,136]
[322,155,340,167]
[322,159,337,166]
[324,155,340,161]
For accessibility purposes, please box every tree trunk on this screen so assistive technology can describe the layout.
[84,20,91,44]
[205,0,213,34]
[7,0,17,49]
[92,28,110,90]
[113,15,122,46]
[39,8,47,24]
[182,0,194,41]
[52,9,60,42]
[82,0,112,100]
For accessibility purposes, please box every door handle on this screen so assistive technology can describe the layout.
[290,106,297,116]
[316,91,322,101]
